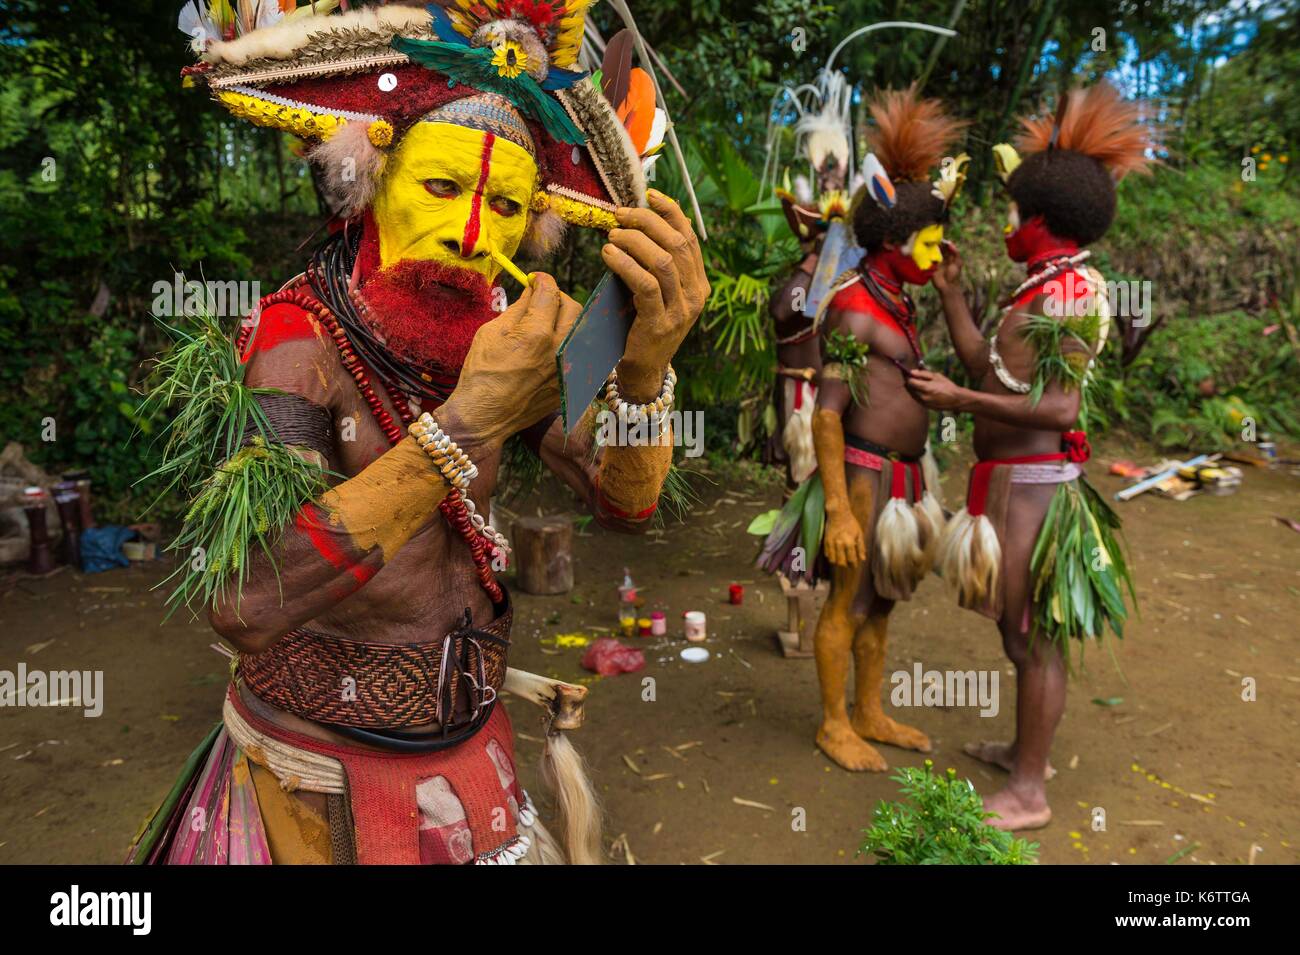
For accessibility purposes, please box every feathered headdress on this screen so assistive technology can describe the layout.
[178,1,660,256]
[994,81,1155,246]
[865,84,966,185]
[763,67,855,241]
[1012,81,1153,181]
[851,85,966,250]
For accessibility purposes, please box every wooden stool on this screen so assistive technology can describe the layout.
[774,575,827,658]
[512,516,574,595]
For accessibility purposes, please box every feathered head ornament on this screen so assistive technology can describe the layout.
[764,67,856,241]
[995,81,1155,245]
[851,84,966,251]
[178,1,663,256]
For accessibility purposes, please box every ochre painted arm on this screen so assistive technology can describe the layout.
[536,411,671,533]
[593,430,673,529]
[208,435,451,654]
[812,398,867,565]
[812,407,850,520]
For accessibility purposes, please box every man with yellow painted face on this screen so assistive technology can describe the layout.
[132,3,706,866]
[759,86,964,772]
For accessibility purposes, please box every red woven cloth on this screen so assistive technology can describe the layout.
[227,686,523,864]
[843,448,923,504]
[965,442,1091,517]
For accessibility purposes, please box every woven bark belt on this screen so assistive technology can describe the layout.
[239,606,512,732]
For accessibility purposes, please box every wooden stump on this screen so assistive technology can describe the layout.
[775,575,827,658]
[512,516,574,595]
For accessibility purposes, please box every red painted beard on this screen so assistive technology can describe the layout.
[355,258,496,375]
[873,246,936,287]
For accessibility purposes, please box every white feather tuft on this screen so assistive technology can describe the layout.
[519,208,568,261]
[309,122,385,220]
[203,3,423,67]
[782,384,817,484]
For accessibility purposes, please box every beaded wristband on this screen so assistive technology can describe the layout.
[603,365,677,422]
[409,413,478,491]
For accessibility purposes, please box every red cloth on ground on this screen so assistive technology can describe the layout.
[581,638,645,675]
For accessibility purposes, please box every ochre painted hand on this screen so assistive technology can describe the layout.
[823,512,867,566]
[602,189,710,400]
[436,273,580,451]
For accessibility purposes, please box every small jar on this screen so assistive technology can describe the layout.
[620,615,636,637]
[684,611,706,642]
[649,611,667,636]
[637,617,652,637]
[728,583,744,605]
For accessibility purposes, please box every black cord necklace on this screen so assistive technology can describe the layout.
[306,231,459,405]
[861,265,925,366]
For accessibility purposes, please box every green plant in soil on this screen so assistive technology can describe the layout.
[859,761,1039,865]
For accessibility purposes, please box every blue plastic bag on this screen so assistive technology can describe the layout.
[80,525,136,573]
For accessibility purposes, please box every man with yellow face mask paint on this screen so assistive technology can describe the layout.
[758,85,966,773]
[133,2,706,867]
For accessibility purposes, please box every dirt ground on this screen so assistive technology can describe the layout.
[2,443,1298,865]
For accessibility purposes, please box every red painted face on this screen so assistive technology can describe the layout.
[878,245,936,286]
[1003,213,1072,264]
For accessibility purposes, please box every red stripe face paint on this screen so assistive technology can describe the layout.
[460,132,496,258]
[295,506,377,588]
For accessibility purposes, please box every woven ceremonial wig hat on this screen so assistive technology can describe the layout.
[181,0,650,257]
[992,81,1154,246]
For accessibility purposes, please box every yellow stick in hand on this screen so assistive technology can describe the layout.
[488,241,532,288]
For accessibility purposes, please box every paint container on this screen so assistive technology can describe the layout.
[637,617,652,637]
[618,566,639,634]
[650,611,667,636]
[728,583,744,605]
[683,610,706,642]
[680,646,709,663]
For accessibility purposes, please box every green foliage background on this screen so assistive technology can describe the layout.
[1,0,1297,519]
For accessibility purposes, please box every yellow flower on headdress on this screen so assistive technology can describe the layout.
[367,119,394,148]
[491,41,529,79]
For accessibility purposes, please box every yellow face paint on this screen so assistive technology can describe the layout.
[372,122,538,280]
[1004,201,1020,236]
[909,223,945,272]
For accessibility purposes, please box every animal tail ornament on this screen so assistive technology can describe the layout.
[912,441,945,575]
[937,506,1001,610]
[504,668,603,864]
[537,732,603,865]
[782,392,817,485]
[875,495,925,596]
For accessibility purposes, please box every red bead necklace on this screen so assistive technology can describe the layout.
[239,283,503,604]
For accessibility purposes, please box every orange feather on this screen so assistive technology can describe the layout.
[865,84,967,183]
[1015,81,1155,180]
[616,68,656,155]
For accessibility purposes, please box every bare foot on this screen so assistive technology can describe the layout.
[817,720,889,772]
[851,707,932,753]
[982,786,1052,831]
[962,740,1056,780]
